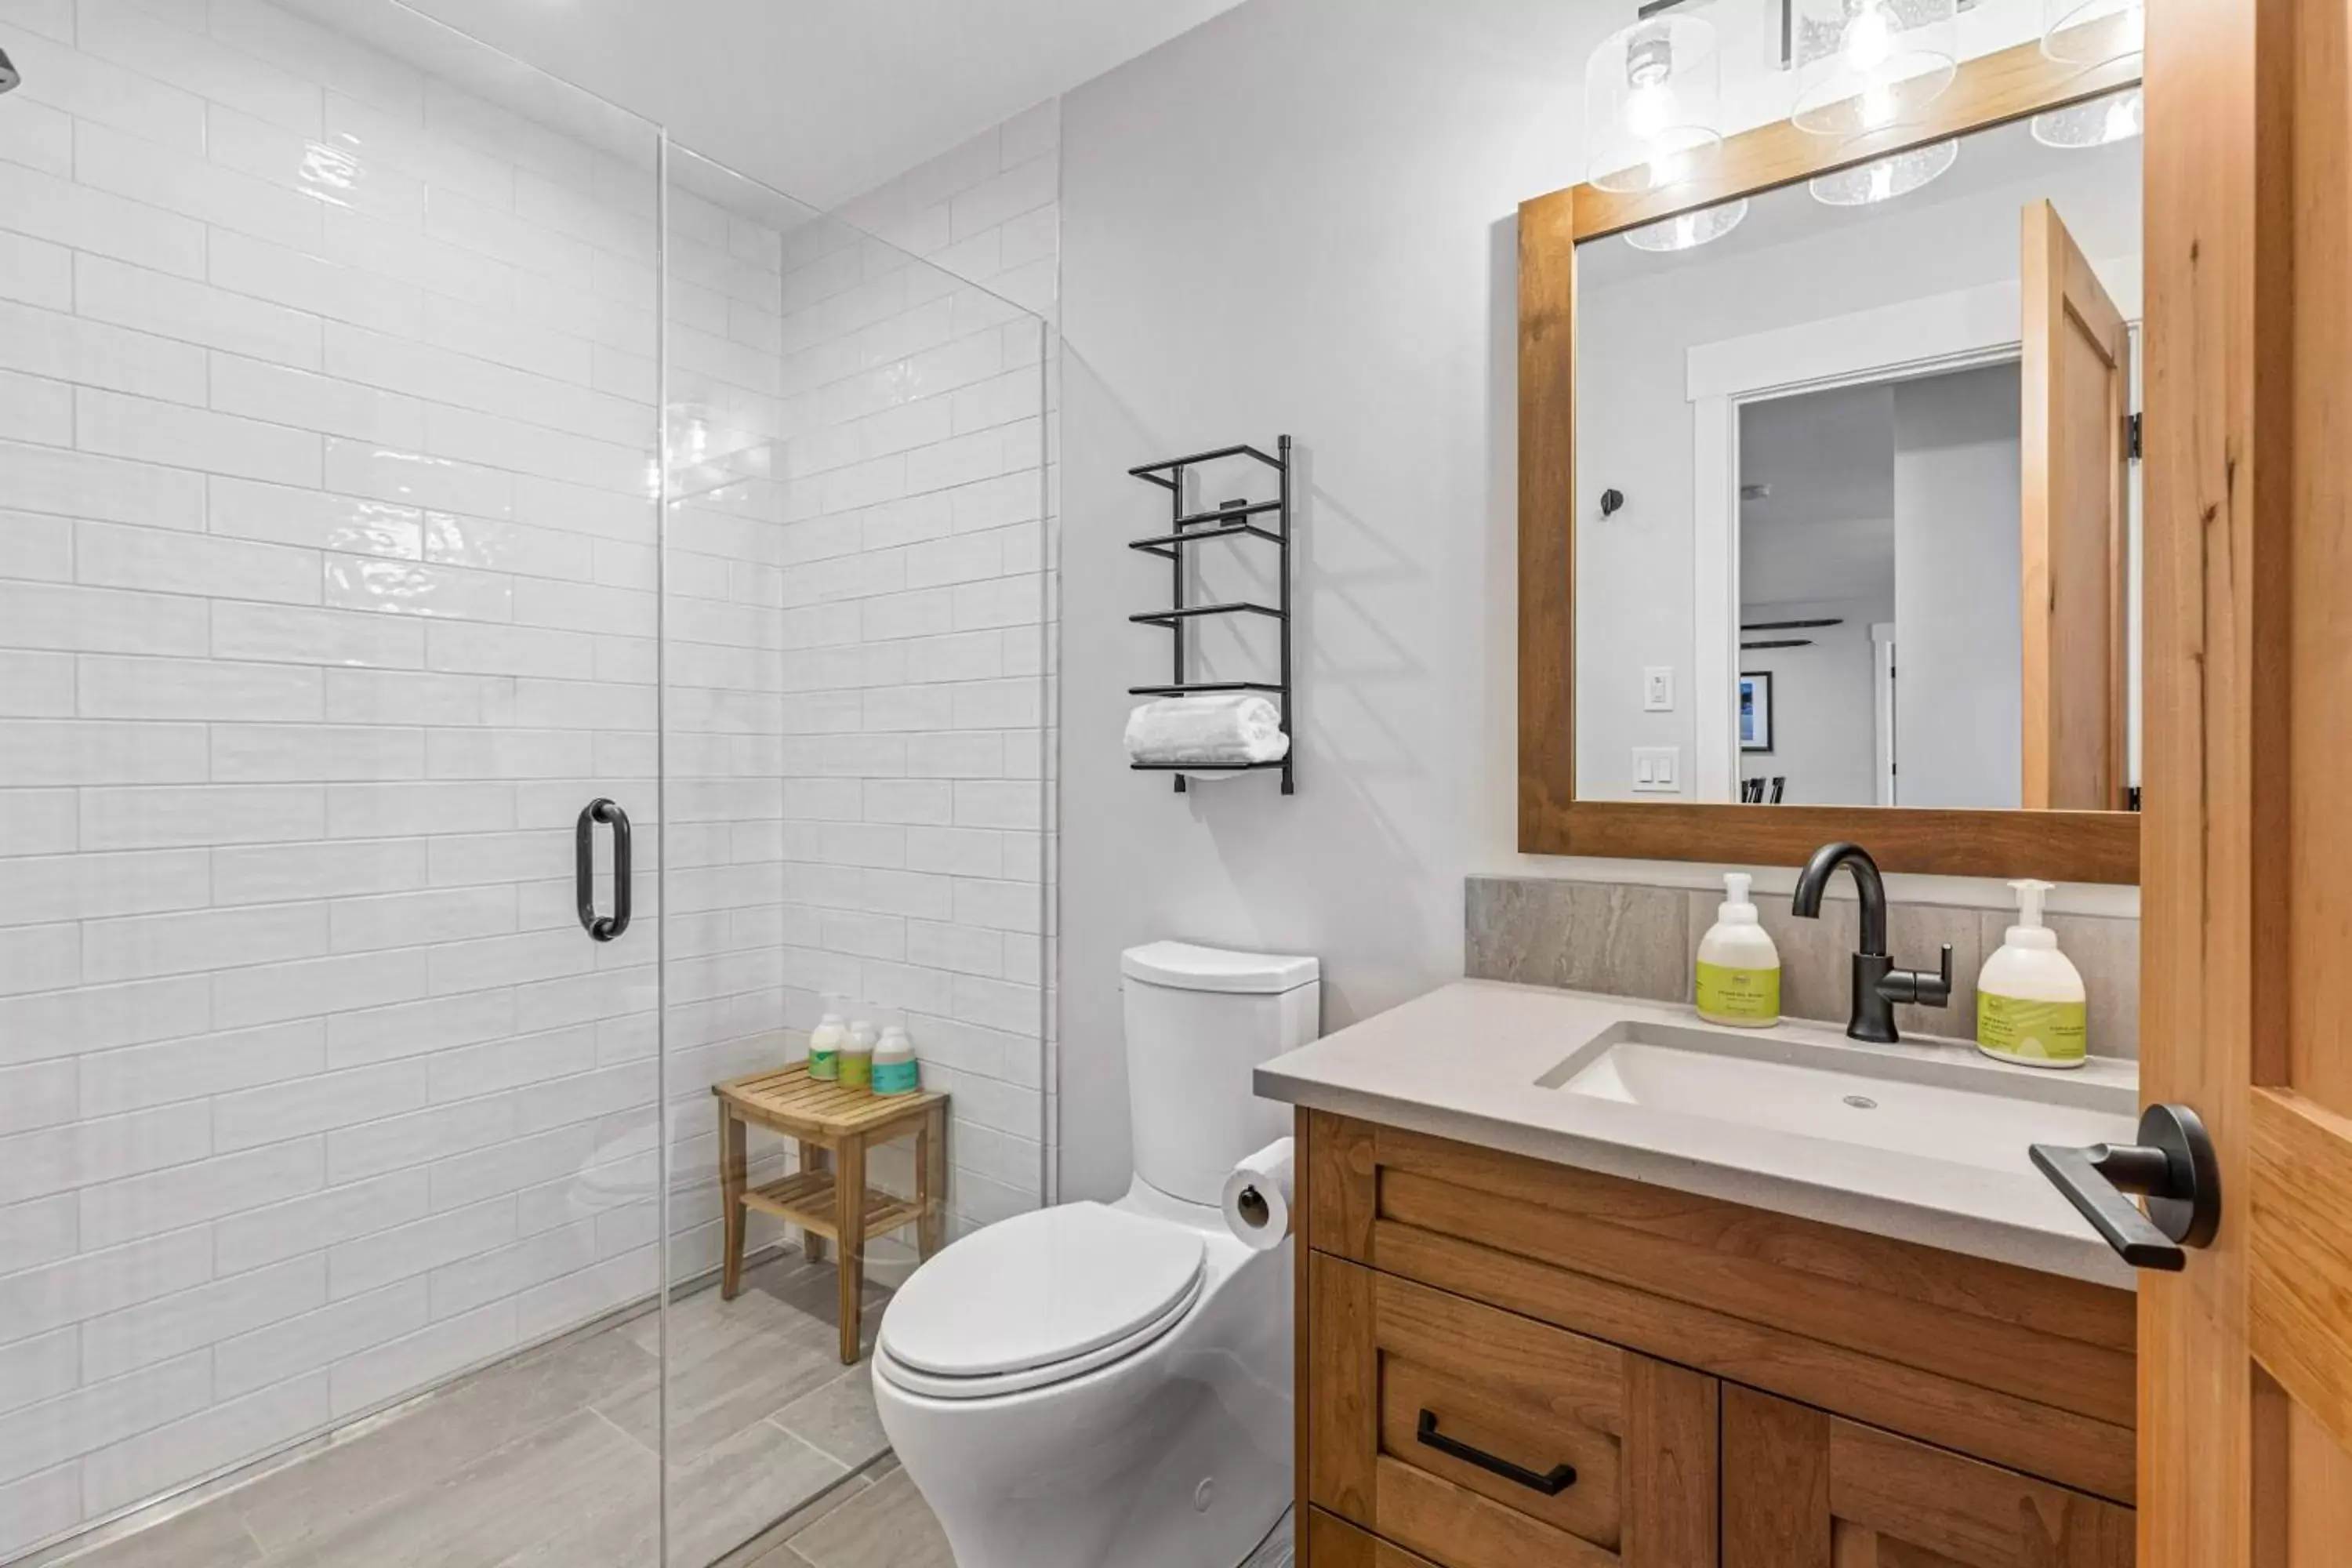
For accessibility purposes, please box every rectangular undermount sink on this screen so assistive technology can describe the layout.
[1541,1018,2138,1174]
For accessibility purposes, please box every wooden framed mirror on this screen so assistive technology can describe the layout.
[1519,27,2144,881]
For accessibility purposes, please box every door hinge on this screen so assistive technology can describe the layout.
[2128,412,2142,461]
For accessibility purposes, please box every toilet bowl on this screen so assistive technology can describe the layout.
[873,941,1319,1568]
[873,1180,1292,1568]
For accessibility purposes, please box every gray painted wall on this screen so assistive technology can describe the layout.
[1056,0,1598,1200]
[1893,363,2025,809]
[1052,0,2144,1201]
[1736,594,1889,805]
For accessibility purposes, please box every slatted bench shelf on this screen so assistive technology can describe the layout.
[712,1064,948,1364]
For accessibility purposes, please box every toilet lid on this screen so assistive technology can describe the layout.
[879,1202,1207,1378]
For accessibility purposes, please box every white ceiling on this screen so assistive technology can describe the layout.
[1740,381,1897,535]
[312,0,1248,208]
[1738,380,1898,607]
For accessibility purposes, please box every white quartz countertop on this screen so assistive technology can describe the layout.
[1254,979,2143,1289]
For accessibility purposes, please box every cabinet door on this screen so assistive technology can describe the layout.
[1307,1253,1715,1568]
[1723,1385,2133,1567]
[1303,1508,1443,1568]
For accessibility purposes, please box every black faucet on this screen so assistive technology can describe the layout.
[1790,841,1953,1044]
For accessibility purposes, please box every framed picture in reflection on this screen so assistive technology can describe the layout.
[1739,672,1773,753]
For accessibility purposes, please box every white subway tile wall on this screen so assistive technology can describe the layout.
[0,5,1052,1553]
[0,3,672,1552]
[771,104,1058,1236]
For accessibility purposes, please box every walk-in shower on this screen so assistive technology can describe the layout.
[0,3,1049,1564]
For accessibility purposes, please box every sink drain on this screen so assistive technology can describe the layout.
[1842,1094,1878,1110]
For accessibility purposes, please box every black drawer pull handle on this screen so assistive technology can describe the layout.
[1415,1410,1576,1496]
[575,798,631,942]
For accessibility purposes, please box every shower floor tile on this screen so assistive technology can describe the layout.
[60,1253,892,1568]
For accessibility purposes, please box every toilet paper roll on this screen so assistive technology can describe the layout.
[1221,1136,1295,1251]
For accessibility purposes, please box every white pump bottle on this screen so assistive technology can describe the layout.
[1975,879,2088,1068]
[1696,872,1781,1027]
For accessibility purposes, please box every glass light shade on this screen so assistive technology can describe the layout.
[2031,85,2144,147]
[1791,0,1958,138]
[1585,14,1723,195]
[1623,198,1749,253]
[1809,138,1958,205]
[2044,0,2144,65]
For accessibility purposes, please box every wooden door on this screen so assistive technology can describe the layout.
[2138,0,2352,1559]
[1723,1386,2134,1567]
[2020,198,2133,811]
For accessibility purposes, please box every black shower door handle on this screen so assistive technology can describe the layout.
[575,798,631,942]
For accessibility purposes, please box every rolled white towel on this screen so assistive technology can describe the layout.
[1123,694,1290,766]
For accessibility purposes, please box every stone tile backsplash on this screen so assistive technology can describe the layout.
[1463,877,1689,1002]
[1468,875,2140,1059]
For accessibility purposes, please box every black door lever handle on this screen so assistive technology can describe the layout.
[2031,1102,2220,1271]
[575,798,631,942]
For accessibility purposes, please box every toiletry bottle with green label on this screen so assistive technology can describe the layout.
[1696,872,1781,1027]
[807,1013,846,1081]
[872,1025,920,1095]
[1976,879,2088,1069]
[840,1020,877,1091]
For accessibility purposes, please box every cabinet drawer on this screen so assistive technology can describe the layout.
[1724,1385,2134,1566]
[1303,1110,2138,1504]
[1303,1508,1441,1568]
[1307,1253,1715,1568]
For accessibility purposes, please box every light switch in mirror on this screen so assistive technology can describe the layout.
[1573,91,2143,815]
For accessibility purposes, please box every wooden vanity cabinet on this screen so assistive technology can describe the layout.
[1723,1387,2132,1566]
[1308,1252,1716,1567]
[1295,1110,2140,1568]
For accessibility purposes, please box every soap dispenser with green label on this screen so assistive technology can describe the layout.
[1976,879,2088,1069]
[1696,872,1781,1027]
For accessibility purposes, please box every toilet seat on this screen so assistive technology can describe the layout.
[877,1201,1207,1401]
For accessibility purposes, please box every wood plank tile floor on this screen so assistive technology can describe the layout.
[60,1252,893,1568]
[719,1468,1298,1568]
[57,1243,1298,1568]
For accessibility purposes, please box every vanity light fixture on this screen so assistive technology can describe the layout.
[2035,0,2144,145]
[1584,11,1724,194]
[1622,197,1749,252]
[1809,136,1958,205]
[1790,0,1958,138]
[2031,86,2143,148]
[2043,0,2143,64]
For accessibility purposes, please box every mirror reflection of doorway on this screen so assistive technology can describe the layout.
[1737,359,2027,810]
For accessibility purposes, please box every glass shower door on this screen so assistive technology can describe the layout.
[0,4,670,1563]
[652,143,1053,1567]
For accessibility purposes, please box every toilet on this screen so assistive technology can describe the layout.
[872,941,1319,1568]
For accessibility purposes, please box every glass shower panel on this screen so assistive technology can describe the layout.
[0,4,666,1563]
[654,151,1051,1566]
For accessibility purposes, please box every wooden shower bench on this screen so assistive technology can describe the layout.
[712,1064,948,1363]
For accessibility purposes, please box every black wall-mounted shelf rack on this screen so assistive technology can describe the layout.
[1127,437,1294,794]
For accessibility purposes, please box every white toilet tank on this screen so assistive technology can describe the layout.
[1120,941,1320,1207]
